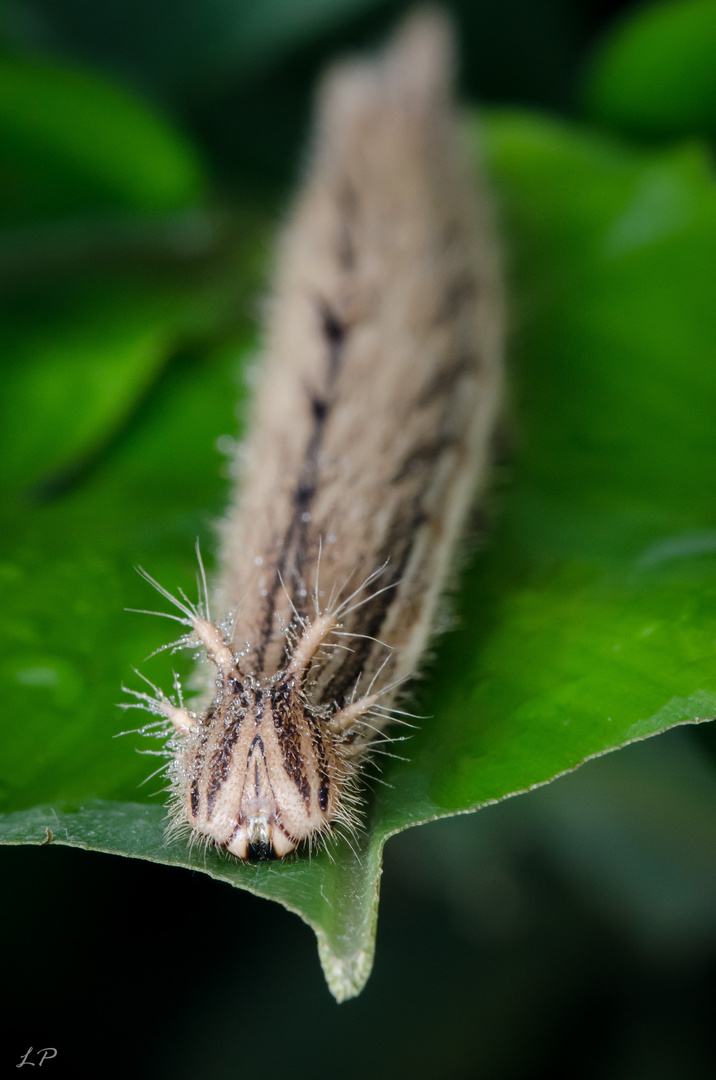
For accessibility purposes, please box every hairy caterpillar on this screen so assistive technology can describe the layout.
[123,8,504,859]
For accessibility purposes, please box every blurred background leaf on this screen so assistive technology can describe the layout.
[0,0,390,97]
[583,0,716,140]
[0,56,205,225]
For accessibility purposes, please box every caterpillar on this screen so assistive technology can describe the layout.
[123,8,504,859]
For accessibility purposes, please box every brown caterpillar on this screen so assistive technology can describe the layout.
[122,8,504,859]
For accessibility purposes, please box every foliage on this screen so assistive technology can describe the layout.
[1,0,715,1001]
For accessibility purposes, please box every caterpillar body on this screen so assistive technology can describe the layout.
[125,9,504,859]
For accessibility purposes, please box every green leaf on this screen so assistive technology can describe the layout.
[0,0,389,100]
[2,112,716,1001]
[0,57,205,224]
[583,0,716,139]
[0,275,199,494]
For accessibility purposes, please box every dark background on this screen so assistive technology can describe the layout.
[4,1,716,1077]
